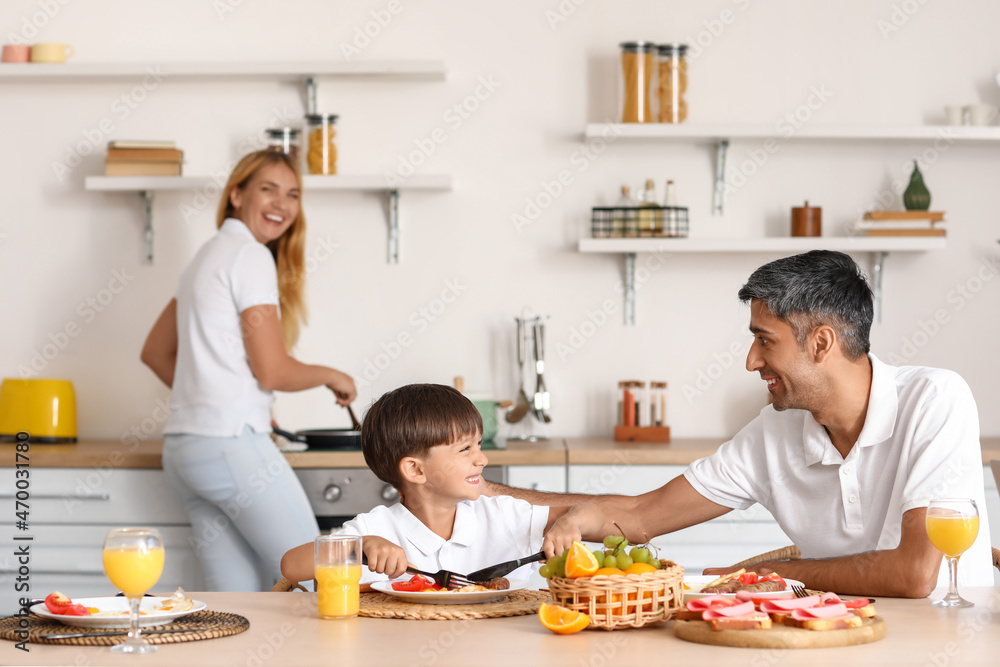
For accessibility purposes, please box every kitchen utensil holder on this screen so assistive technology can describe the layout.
[507,312,550,441]
[591,206,689,239]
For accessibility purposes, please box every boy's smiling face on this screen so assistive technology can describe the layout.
[415,433,489,503]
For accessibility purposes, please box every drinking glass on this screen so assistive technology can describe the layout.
[926,498,979,608]
[315,534,362,619]
[102,527,165,653]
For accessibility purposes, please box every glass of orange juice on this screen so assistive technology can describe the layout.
[315,534,362,619]
[102,527,165,653]
[926,498,979,608]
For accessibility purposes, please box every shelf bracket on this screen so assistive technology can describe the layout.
[624,252,636,325]
[141,190,154,264]
[872,251,886,324]
[712,139,729,216]
[387,189,400,264]
[304,77,317,115]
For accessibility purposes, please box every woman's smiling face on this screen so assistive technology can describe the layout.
[229,161,301,244]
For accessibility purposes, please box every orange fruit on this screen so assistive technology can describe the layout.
[624,562,658,575]
[564,541,599,578]
[593,567,626,577]
[538,603,590,634]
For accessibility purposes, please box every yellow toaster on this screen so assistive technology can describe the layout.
[0,378,78,443]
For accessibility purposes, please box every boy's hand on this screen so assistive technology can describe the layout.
[542,513,584,559]
[362,536,408,579]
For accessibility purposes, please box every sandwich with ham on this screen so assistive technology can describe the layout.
[676,595,741,621]
[783,602,864,631]
[701,600,773,631]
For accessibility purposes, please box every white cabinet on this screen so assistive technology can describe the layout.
[506,465,566,494]
[568,464,791,575]
[0,468,204,614]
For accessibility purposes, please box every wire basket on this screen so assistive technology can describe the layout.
[591,206,689,238]
[546,561,684,630]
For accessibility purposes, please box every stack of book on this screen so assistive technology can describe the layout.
[104,140,183,176]
[854,211,946,237]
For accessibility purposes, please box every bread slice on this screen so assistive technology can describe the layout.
[707,612,772,631]
[676,609,708,621]
[847,604,876,619]
[783,614,863,631]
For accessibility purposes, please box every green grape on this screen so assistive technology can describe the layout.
[603,535,627,550]
[630,547,650,564]
[538,564,553,579]
[616,554,634,570]
[603,554,617,569]
[593,550,605,567]
[554,561,566,578]
[546,556,561,570]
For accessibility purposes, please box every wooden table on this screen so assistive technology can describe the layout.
[4,587,1000,666]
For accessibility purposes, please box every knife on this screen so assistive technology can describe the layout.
[40,626,210,640]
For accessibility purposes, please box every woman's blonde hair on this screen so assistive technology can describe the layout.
[217,150,308,350]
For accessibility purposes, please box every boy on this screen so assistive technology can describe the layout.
[280,384,603,584]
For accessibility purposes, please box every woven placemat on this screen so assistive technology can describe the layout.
[0,611,249,646]
[360,589,549,620]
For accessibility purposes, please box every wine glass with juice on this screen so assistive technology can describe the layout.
[925,498,979,608]
[102,527,165,652]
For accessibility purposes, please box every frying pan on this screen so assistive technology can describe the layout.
[273,427,361,451]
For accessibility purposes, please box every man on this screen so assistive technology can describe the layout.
[486,250,992,597]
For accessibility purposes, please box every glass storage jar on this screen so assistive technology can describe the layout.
[266,127,301,164]
[305,114,338,175]
[649,381,667,427]
[656,44,688,123]
[619,42,656,123]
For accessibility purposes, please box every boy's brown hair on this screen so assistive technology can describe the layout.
[361,384,483,489]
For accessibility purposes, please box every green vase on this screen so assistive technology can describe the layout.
[903,160,931,211]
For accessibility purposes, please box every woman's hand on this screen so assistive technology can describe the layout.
[362,536,407,579]
[326,370,357,406]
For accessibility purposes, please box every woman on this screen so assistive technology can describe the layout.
[141,149,356,591]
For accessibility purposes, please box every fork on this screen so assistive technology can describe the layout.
[464,551,547,582]
[362,554,472,590]
[791,584,810,599]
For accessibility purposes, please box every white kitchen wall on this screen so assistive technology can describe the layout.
[2,0,999,444]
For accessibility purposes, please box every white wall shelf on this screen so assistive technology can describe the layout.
[579,237,945,325]
[585,123,1000,216]
[584,123,1000,143]
[0,60,447,82]
[86,174,452,264]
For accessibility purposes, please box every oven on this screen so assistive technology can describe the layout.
[294,466,507,531]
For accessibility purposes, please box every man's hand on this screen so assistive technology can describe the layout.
[703,564,775,577]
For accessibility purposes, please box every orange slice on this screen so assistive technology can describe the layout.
[538,603,590,634]
[624,562,658,575]
[593,567,626,576]
[564,541,599,578]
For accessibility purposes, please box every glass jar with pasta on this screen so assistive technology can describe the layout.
[656,44,688,123]
[304,114,338,175]
[619,42,655,123]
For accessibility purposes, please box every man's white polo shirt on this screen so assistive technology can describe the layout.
[339,496,549,585]
[685,354,992,586]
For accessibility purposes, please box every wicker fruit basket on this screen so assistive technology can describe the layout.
[547,561,684,630]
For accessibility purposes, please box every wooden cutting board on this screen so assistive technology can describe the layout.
[674,616,886,649]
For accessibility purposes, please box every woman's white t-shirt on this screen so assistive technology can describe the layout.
[164,218,279,437]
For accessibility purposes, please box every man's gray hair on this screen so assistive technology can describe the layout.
[737,250,873,359]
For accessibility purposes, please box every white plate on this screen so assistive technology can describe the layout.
[30,596,206,628]
[370,579,527,605]
[683,575,803,600]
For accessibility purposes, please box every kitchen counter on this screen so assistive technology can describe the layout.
[4,436,1000,468]
[4,587,999,666]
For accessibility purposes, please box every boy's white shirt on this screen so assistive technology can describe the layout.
[337,496,550,584]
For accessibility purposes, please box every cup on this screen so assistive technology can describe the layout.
[1,44,30,63]
[470,397,499,443]
[315,534,362,619]
[944,105,965,126]
[965,104,998,127]
[30,43,73,63]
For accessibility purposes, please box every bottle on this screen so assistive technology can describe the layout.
[636,179,660,236]
[649,382,667,427]
[656,44,688,123]
[613,185,637,237]
[304,114,338,175]
[662,180,678,236]
[619,42,655,123]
